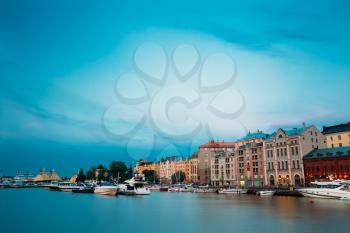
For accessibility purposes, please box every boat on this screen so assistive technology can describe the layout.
[0,181,12,188]
[256,190,275,196]
[72,185,94,194]
[218,188,248,194]
[118,174,150,195]
[298,180,350,199]
[94,182,118,196]
[147,185,160,192]
[159,186,169,192]
[57,182,81,192]
[193,185,217,193]
[47,181,60,191]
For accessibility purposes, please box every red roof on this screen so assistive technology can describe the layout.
[200,140,236,149]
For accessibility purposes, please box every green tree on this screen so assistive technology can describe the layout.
[142,170,159,184]
[108,161,128,181]
[76,168,86,182]
[86,166,97,180]
[96,165,108,181]
[171,171,185,184]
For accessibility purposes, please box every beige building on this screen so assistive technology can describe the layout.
[189,155,199,183]
[264,124,326,187]
[197,140,236,185]
[134,160,160,175]
[322,122,350,148]
[210,151,237,187]
[236,131,268,188]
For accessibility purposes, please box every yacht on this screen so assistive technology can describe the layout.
[118,174,150,195]
[298,180,350,199]
[94,182,118,196]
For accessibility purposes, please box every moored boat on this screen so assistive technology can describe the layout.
[118,174,150,195]
[57,182,81,192]
[94,182,118,196]
[256,190,275,196]
[218,188,248,194]
[298,180,350,199]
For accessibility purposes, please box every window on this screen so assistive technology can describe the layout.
[278,162,281,170]
[311,138,314,142]
[277,149,280,157]
[295,147,299,155]
[338,135,342,140]
[330,136,333,141]
[284,148,287,156]
[296,160,300,169]
[291,147,295,155]
[332,144,334,148]
[339,143,343,147]
[293,160,295,169]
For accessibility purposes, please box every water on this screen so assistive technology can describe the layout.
[1,188,349,233]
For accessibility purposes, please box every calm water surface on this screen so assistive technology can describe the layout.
[1,188,349,233]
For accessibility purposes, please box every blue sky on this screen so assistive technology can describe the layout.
[1,0,350,175]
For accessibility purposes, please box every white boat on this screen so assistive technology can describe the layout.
[57,182,81,192]
[94,182,118,196]
[298,180,350,199]
[256,190,275,196]
[218,188,248,194]
[118,174,150,195]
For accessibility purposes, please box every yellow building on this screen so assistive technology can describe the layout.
[322,122,350,148]
[134,160,160,175]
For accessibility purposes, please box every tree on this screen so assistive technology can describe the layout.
[96,165,108,181]
[108,161,128,181]
[127,164,133,179]
[76,168,86,182]
[142,170,159,184]
[86,166,97,180]
[171,171,186,184]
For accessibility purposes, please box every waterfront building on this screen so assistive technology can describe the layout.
[304,146,350,182]
[322,122,350,148]
[197,140,235,185]
[236,131,268,188]
[210,150,237,187]
[263,124,326,187]
[189,154,199,184]
[134,160,160,176]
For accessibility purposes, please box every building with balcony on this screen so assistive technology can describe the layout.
[197,140,235,185]
[210,151,237,187]
[236,131,268,188]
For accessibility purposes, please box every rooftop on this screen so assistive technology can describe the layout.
[322,122,350,135]
[304,146,350,160]
[238,131,268,142]
[266,127,307,140]
[200,140,235,149]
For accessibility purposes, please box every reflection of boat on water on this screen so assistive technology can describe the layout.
[256,190,275,196]
[298,180,350,199]
[193,185,217,193]
[94,182,118,196]
[218,188,248,194]
[118,174,150,195]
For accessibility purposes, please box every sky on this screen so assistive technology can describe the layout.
[1,0,350,175]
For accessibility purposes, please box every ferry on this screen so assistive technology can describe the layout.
[298,180,350,199]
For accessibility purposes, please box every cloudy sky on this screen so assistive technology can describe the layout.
[1,0,350,175]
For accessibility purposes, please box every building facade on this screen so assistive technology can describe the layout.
[304,146,350,182]
[263,124,326,187]
[236,131,268,188]
[134,160,160,176]
[322,122,350,148]
[210,151,237,187]
[189,155,199,183]
[197,140,236,185]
